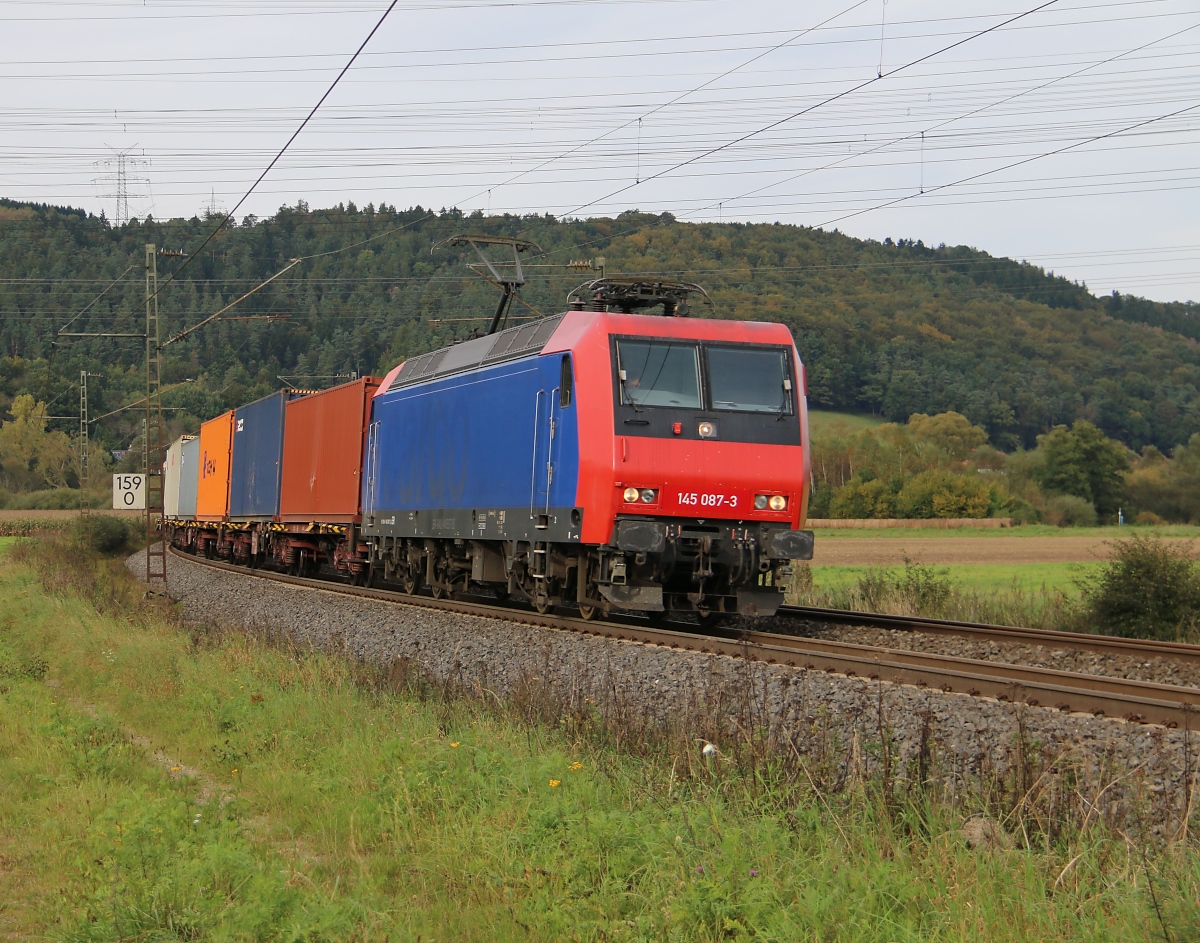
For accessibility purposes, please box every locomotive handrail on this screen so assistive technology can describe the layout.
[530,389,544,519]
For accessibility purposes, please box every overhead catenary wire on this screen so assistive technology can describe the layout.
[556,0,1066,219]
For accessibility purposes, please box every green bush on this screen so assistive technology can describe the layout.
[1078,535,1200,640]
[829,477,896,518]
[10,487,86,510]
[896,470,990,519]
[77,516,133,555]
[1044,493,1097,527]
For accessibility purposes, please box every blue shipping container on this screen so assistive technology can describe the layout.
[179,436,200,518]
[230,390,303,519]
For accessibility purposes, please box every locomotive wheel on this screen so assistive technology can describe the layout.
[577,603,597,620]
[430,584,447,600]
[696,611,724,630]
[401,569,418,595]
[534,595,554,615]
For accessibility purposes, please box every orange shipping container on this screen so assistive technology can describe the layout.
[280,377,380,522]
[196,410,235,521]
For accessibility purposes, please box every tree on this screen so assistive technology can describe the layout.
[907,411,988,459]
[1033,421,1130,518]
[0,394,75,490]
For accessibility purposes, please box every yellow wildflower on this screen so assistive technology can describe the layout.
[231,768,239,775]
[568,762,583,771]
[170,766,182,772]
[549,780,561,788]
[450,742,460,748]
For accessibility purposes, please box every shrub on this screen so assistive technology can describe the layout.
[1077,535,1200,640]
[829,477,896,518]
[77,515,133,555]
[1042,493,1097,527]
[896,470,990,519]
[10,487,86,510]
[807,482,834,518]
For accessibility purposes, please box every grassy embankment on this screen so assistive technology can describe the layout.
[1,539,1198,940]
[800,526,1200,627]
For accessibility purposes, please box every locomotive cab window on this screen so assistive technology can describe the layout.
[615,339,701,409]
[706,346,794,415]
[559,354,573,407]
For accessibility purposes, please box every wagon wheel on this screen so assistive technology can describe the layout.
[364,563,378,588]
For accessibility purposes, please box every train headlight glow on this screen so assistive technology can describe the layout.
[623,486,641,503]
[768,495,788,511]
[698,421,716,438]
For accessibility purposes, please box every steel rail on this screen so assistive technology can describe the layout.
[779,604,1200,664]
[168,548,1200,729]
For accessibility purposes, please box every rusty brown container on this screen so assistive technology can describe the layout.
[279,377,381,523]
[196,410,235,521]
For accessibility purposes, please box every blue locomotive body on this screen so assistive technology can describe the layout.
[363,338,582,544]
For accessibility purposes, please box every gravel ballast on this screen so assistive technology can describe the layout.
[131,549,1200,828]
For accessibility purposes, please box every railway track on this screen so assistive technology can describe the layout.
[169,547,1200,729]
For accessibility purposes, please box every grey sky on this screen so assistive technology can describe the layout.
[4,0,1198,301]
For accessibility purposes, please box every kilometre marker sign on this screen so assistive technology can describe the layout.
[112,473,146,510]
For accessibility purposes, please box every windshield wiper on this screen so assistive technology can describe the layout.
[618,368,643,412]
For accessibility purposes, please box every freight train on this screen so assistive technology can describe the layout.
[163,278,814,622]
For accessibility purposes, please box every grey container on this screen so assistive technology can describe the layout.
[163,437,185,518]
[178,435,200,518]
[229,390,304,520]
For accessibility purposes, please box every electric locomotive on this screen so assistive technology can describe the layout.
[361,276,813,620]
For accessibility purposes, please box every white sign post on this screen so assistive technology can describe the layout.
[112,473,147,510]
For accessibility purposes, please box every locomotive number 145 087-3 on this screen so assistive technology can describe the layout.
[676,492,737,508]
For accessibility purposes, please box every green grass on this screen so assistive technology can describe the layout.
[807,409,884,436]
[810,562,1102,598]
[1,543,1197,939]
[810,524,1200,539]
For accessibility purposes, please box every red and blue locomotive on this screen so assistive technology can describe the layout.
[166,275,814,621]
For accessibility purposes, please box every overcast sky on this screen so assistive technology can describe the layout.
[4,0,1198,302]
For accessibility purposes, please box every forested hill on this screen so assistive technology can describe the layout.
[1,197,1198,454]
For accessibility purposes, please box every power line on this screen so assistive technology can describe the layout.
[557,0,1066,219]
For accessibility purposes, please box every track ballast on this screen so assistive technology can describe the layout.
[167,547,1200,728]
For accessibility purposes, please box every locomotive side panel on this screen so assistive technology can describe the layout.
[363,352,581,542]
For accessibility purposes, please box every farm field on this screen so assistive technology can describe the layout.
[806,409,884,435]
[810,530,1200,566]
[2,540,1197,940]
[809,562,1099,598]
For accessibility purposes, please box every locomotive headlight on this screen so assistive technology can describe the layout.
[623,486,640,503]
[639,488,658,503]
[754,494,769,510]
[697,421,716,438]
[768,495,788,511]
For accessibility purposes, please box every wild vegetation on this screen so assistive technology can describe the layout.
[810,410,1200,525]
[794,535,1200,642]
[2,536,1198,940]
[1,197,1198,482]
